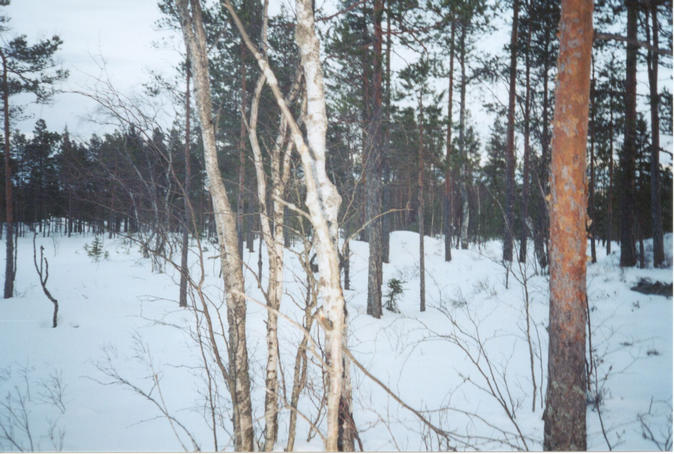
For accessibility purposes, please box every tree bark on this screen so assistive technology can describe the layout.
[519,9,531,264]
[237,41,248,257]
[176,1,254,449]
[293,1,351,447]
[179,60,191,308]
[607,97,614,255]
[444,17,455,262]
[365,0,384,319]
[589,63,597,264]
[458,21,469,250]
[382,2,392,264]
[620,0,638,267]
[534,18,553,270]
[2,53,14,299]
[247,24,301,446]
[504,0,519,262]
[223,0,350,448]
[647,3,664,267]
[418,92,426,313]
[543,0,592,449]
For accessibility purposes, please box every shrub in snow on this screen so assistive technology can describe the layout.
[385,278,404,313]
[84,236,108,262]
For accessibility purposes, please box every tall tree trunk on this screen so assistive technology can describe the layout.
[607,98,614,255]
[381,0,392,264]
[589,62,597,264]
[294,1,351,445]
[444,17,455,262]
[647,4,664,267]
[418,92,426,313]
[504,0,519,262]
[176,2,254,449]
[343,237,350,289]
[519,10,531,264]
[533,23,553,270]
[2,54,14,299]
[543,0,592,449]
[247,31,301,447]
[366,0,384,319]
[620,0,638,267]
[237,42,248,257]
[223,0,352,447]
[458,21,469,250]
[246,190,255,253]
[179,61,192,308]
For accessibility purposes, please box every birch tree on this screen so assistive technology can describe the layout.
[221,0,352,448]
[0,8,67,298]
[245,2,304,447]
[174,1,254,449]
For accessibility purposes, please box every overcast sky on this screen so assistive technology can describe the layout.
[2,1,670,165]
[3,0,180,141]
[3,0,507,145]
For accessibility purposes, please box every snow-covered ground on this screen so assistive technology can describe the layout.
[0,229,671,451]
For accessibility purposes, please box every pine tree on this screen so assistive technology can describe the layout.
[503,0,519,262]
[0,3,67,298]
[620,0,638,267]
[543,0,593,449]
[645,1,666,267]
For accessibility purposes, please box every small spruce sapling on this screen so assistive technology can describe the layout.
[385,278,404,313]
[84,236,108,262]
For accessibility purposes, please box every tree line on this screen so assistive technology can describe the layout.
[0,0,671,450]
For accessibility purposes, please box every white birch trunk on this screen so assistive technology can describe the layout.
[175,1,254,450]
[223,0,349,448]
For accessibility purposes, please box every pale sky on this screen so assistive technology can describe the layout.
[2,1,670,167]
[2,0,505,145]
[3,0,180,141]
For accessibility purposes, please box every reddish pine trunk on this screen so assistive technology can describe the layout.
[589,66,596,264]
[543,0,593,450]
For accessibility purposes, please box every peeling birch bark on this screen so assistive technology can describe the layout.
[246,10,304,447]
[175,0,254,450]
[221,0,350,449]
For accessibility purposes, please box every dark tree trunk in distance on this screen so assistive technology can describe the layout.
[519,12,531,264]
[607,100,614,255]
[504,0,519,262]
[2,54,14,299]
[381,2,392,264]
[647,3,664,267]
[444,18,455,262]
[179,62,191,308]
[620,0,638,267]
[366,0,384,319]
[418,93,425,312]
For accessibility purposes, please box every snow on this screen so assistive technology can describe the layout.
[0,229,671,451]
